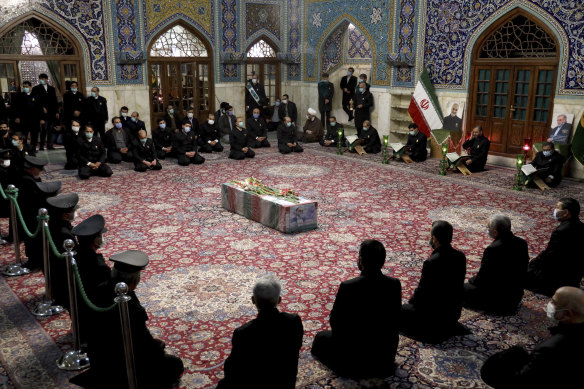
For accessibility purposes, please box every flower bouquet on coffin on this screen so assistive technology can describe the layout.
[230,177,300,203]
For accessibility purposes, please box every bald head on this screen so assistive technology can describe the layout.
[552,287,584,323]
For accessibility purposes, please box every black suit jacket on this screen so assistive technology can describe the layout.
[104,127,132,152]
[463,135,490,169]
[277,123,298,146]
[63,91,85,121]
[218,308,303,389]
[340,75,357,99]
[132,138,157,163]
[32,84,58,120]
[405,131,428,161]
[329,271,401,374]
[246,117,268,139]
[126,119,147,138]
[530,151,565,187]
[152,126,173,149]
[409,244,467,323]
[172,130,198,154]
[278,101,298,123]
[199,122,220,143]
[78,137,107,165]
[84,96,108,124]
[527,218,584,295]
[469,232,529,303]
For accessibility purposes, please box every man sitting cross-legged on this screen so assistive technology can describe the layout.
[277,116,303,154]
[132,130,162,172]
[229,117,255,160]
[199,113,224,153]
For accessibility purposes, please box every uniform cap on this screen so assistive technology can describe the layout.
[71,214,107,237]
[47,192,79,211]
[35,180,62,195]
[109,250,149,272]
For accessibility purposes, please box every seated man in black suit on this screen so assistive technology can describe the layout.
[229,117,255,160]
[400,220,467,343]
[105,117,133,163]
[199,114,224,153]
[526,198,584,297]
[350,120,381,154]
[78,125,113,180]
[246,108,270,148]
[319,116,344,147]
[277,117,303,154]
[461,125,490,172]
[132,130,162,172]
[527,142,565,188]
[312,239,401,379]
[464,214,529,315]
[481,286,584,388]
[217,275,303,389]
[403,123,427,162]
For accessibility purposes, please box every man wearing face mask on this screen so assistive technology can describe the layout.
[119,106,130,127]
[219,105,237,141]
[266,98,281,132]
[320,116,345,147]
[63,81,84,126]
[46,192,79,308]
[0,149,11,229]
[8,133,35,184]
[400,123,427,162]
[277,117,303,154]
[164,104,181,133]
[340,67,357,122]
[10,81,37,142]
[525,198,584,297]
[481,286,584,389]
[400,220,467,343]
[278,94,298,124]
[152,118,174,159]
[229,118,255,160]
[463,214,529,315]
[63,119,83,169]
[246,108,270,148]
[354,82,374,136]
[127,111,147,140]
[0,121,12,149]
[198,114,223,153]
[182,108,200,140]
[84,87,108,140]
[132,130,162,172]
[32,73,59,150]
[351,120,381,154]
[461,126,490,172]
[302,108,324,143]
[105,117,133,163]
[245,74,267,119]
[318,73,334,124]
[78,125,113,179]
[527,142,565,188]
[173,122,205,166]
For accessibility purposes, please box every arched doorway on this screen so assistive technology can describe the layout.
[148,23,213,128]
[0,15,84,107]
[467,10,559,156]
[245,38,280,105]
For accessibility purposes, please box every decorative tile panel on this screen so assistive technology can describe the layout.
[114,0,142,83]
[246,3,281,41]
[220,0,238,81]
[288,0,301,80]
[321,21,347,74]
[347,25,372,59]
[144,0,214,44]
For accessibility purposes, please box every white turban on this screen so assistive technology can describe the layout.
[307,108,317,115]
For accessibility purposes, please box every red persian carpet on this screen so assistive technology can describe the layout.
[1,144,583,388]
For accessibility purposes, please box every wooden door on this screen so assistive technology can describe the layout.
[245,62,280,105]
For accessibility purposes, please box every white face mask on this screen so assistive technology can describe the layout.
[545,301,558,320]
[252,79,257,84]
[208,120,214,125]
[73,211,79,221]
[1,160,10,167]
[121,112,128,117]
[72,126,80,133]
[187,113,194,119]
[281,99,287,104]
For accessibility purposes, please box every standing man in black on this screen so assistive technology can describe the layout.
[246,108,270,148]
[172,122,205,166]
[527,142,565,188]
[10,81,38,143]
[84,87,108,140]
[354,82,374,136]
[62,81,84,126]
[463,214,529,315]
[526,198,584,296]
[340,67,357,122]
[318,73,334,124]
[278,94,298,124]
[462,125,490,172]
[229,118,255,160]
[63,119,83,169]
[403,123,428,162]
[78,125,113,179]
[32,73,59,150]
[245,73,267,119]
[277,117,303,154]
[312,240,401,379]
[217,275,303,389]
[400,220,467,343]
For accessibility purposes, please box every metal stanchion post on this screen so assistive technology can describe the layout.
[115,282,137,389]
[33,209,64,317]
[57,239,90,371]
[2,185,30,276]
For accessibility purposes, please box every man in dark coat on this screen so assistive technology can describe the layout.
[340,67,357,122]
[526,198,584,297]
[199,114,224,153]
[126,111,147,140]
[63,119,83,169]
[462,125,490,172]
[132,130,162,172]
[464,214,529,315]
[318,73,334,124]
[527,142,565,188]
[62,81,84,126]
[72,250,184,389]
[10,81,38,142]
[354,82,374,136]
[172,122,205,166]
[246,108,270,148]
[351,120,381,154]
[312,240,401,379]
[219,106,236,139]
[104,117,133,163]
[245,74,267,119]
[278,94,297,124]
[277,117,303,154]
[320,116,344,147]
[266,98,281,132]
[400,220,467,343]
[480,286,584,389]
[32,73,59,150]
[217,275,303,389]
[229,118,255,160]
[151,118,174,159]
[78,125,113,180]
[84,87,108,140]
[181,108,200,142]
[163,104,182,133]
[403,123,427,162]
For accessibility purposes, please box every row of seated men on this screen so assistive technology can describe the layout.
[6,164,581,389]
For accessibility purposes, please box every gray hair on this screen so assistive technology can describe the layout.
[489,214,511,233]
[253,275,281,308]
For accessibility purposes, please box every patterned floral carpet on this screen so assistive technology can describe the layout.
[1,143,583,389]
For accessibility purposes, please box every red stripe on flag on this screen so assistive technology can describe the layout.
[408,99,431,137]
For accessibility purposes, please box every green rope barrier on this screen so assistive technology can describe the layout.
[5,188,42,238]
[0,185,7,200]
[72,261,117,312]
[44,224,66,259]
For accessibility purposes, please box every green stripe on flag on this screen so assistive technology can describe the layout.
[419,68,444,119]
[572,114,584,166]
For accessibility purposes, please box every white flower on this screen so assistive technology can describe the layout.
[371,7,382,25]
[312,12,322,28]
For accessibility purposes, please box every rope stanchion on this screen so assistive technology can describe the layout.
[72,262,117,313]
[32,209,64,317]
[1,185,30,276]
[115,282,137,389]
[6,188,42,239]
[57,239,90,371]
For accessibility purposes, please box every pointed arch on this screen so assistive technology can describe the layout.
[147,20,212,59]
[245,35,279,58]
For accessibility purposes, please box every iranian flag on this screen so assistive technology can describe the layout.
[408,68,444,137]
